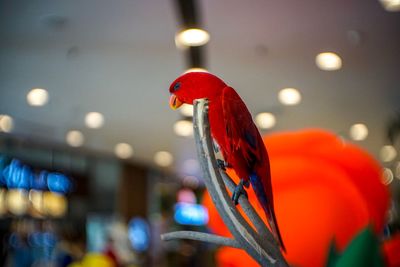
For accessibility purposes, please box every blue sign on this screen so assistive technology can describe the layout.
[128,217,150,252]
[174,203,209,226]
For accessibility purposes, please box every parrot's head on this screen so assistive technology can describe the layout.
[169,72,226,110]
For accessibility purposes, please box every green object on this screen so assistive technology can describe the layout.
[326,226,385,267]
[326,240,340,267]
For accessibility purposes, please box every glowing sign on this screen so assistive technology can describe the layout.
[128,217,150,252]
[174,203,209,226]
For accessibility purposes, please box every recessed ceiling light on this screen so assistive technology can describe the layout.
[380,145,397,162]
[175,28,210,47]
[114,143,134,159]
[0,114,14,133]
[174,119,193,137]
[27,88,49,106]
[349,123,368,141]
[180,104,194,117]
[85,112,104,129]
[316,52,342,71]
[66,130,84,147]
[154,151,173,167]
[382,168,394,185]
[184,68,208,73]
[278,88,301,105]
[255,112,276,129]
[379,0,400,11]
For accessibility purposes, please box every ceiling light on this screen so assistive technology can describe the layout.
[85,112,104,129]
[66,130,84,147]
[174,119,193,137]
[382,168,394,185]
[180,104,194,117]
[175,28,210,47]
[27,88,49,106]
[255,112,276,129]
[379,0,400,11]
[380,145,397,162]
[114,143,134,159]
[154,151,174,167]
[0,114,14,133]
[278,88,301,105]
[184,68,208,73]
[316,52,342,71]
[349,123,368,141]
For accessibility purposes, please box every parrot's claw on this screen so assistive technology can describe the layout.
[217,159,230,171]
[232,179,248,205]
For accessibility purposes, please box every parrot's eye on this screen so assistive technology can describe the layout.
[173,82,181,92]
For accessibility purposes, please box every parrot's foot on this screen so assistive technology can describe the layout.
[232,179,250,205]
[217,159,231,171]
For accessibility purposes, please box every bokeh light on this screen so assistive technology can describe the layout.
[85,112,104,129]
[316,52,342,71]
[6,189,29,215]
[255,112,276,129]
[175,28,210,47]
[66,130,84,147]
[278,88,301,105]
[382,168,394,185]
[184,68,208,73]
[43,191,68,217]
[379,0,400,11]
[179,104,194,117]
[174,119,193,137]
[154,151,173,167]
[114,143,134,159]
[380,145,397,163]
[0,114,14,133]
[349,123,368,141]
[27,88,49,106]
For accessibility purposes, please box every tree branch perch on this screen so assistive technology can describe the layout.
[161,99,289,267]
[161,231,241,248]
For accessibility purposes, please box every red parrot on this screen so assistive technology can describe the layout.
[169,71,285,251]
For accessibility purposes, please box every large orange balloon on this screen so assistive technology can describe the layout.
[202,129,389,267]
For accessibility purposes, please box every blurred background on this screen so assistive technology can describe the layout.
[0,0,400,266]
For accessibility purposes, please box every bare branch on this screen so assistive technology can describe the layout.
[161,99,289,267]
[161,231,241,248]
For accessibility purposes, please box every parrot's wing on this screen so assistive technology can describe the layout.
[221,86,262,164]
[222,86,286,251]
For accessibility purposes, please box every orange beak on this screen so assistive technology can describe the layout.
[169,94,183,110]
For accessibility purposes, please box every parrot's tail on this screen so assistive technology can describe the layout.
[249,173,286,252]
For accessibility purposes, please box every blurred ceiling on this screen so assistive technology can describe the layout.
[0,0,400,175]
